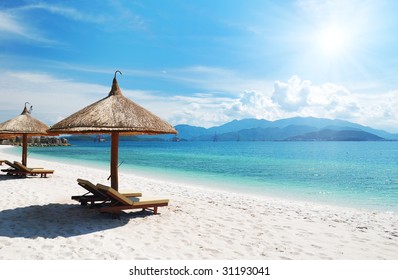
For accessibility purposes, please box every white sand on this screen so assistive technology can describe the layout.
[0,145,397,260]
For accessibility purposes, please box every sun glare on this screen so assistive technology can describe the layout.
[319,26,347,54]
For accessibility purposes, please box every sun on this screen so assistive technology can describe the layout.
[318,26,347,55]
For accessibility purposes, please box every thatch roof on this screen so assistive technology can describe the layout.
[0,133,18,139]
[0,106,50,135]
[48,74,177,135]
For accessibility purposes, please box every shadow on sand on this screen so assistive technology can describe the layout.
[0,203,153,239]
[0,174,49,181]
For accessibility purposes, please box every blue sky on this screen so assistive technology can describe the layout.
[1,0,398,132]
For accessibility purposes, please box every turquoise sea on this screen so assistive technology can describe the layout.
[13,141,398,212]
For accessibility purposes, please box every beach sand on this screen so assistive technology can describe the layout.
[0,145,397,260]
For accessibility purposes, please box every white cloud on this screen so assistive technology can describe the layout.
[0,3,109,44]
[271,76,360,120]
[189,75,398,132]
[167,95,233,127]
[225,91,280,120]
[3,1,150,41]
[355,90,398,132]
[0,10,54,43]
[0,71,108,125]
[1,69,398,132]
[272,76,311,111]
[0,70,213,127]
[0,11,25,36]
[14,3,108,24]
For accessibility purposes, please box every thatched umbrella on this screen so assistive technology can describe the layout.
[48,71,177,191]
[0,103,51,166]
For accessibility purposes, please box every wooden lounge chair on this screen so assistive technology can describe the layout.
[1,160,18,173]
[96,184,169,217]
[1,160,26,174]
[11,161,54,178]
[71,178,142,206]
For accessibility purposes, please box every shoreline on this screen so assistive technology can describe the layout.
[0,145,397,259]
[8,143,397,213]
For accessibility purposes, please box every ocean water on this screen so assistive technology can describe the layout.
[14,140,398,212]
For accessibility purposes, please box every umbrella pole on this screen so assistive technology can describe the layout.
[110,132,119,191]
[22,134,28,166]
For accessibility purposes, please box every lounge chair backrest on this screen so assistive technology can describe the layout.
[13,161,30,171]
[5,160,19,169]
[96,184,133,206]
[77,179,108,198]
[77,179,96,190]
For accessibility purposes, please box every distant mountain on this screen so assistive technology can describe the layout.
[65,117,398,142]
[174,117,398,141]
[191,125,319,141]
[173,124,207,139]
[206,118,273,135]
[286,129,384,141]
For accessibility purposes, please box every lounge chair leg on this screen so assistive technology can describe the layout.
[154,207,158,214]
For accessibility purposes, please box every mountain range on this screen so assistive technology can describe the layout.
[169,117,398,141]
[66,117,398,142]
